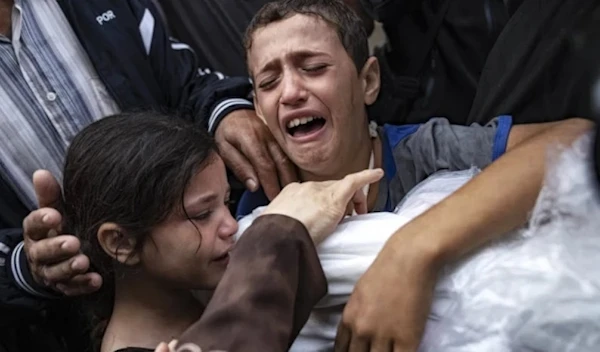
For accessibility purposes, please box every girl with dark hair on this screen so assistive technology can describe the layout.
[60,111,382,352]
[62,111,235,352]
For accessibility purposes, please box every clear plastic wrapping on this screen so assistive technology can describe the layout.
[421,133,600,352]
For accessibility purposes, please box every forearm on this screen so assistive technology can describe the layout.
[386,118,594,266]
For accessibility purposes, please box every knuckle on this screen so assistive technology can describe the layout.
[26,245,40,263]
[251,118,267,131]
[62,261,74,276]
[229,161,250,175]
[255,148,275,165]
[217,118,236,133]
[22,211,40,230]
[341,309,356,326]
[48,263,70,282]
[22,225,35,241]
[352,320,374,338]
[258,160,277,174]
[236,131,253,145]
[343,300,362,318]
[273,152,289,165]
[214,137,228,149]
[38,265,51,282]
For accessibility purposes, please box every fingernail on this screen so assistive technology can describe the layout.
[168,340,178,349]
[61,241,69,250]
[42,214,49,223]
[71,260,81,270]
[245,179,258,191]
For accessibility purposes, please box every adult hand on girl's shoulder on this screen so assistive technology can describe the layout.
[261,168,384,244]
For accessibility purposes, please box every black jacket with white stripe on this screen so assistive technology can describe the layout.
[0,0,252,350]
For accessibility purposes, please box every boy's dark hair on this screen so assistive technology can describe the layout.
[244,0,369,74]
[62,111,216,348]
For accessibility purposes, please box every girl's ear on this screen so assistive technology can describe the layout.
[97,223,140,265]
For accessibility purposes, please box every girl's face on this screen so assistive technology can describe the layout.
[139,155,239,290]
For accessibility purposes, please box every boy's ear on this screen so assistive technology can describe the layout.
[360,56,381,106]
[97,223,140,265]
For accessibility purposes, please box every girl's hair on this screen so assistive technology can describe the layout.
[62,111,216,349]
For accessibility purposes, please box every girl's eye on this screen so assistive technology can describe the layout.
[191,212,212,221]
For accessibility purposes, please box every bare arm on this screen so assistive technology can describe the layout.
[390,118,594,266]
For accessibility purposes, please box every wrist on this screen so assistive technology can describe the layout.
[209,100,254,134]
[386,222,449,273]
[11,242,62,299]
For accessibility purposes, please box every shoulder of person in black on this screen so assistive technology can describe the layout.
[365,0,509,126]
[466,0,600,125]
[156,0,269,76]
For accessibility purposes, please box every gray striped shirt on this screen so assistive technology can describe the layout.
[0,0,120,209]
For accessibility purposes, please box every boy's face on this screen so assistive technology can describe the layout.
[247,14,379,177]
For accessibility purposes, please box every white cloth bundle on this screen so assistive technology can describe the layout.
[236,133,600,352]
[236,168,479,350]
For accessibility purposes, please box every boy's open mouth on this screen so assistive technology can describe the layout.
[286,116,326,137]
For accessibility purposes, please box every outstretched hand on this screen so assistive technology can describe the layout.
[262,168,384,244]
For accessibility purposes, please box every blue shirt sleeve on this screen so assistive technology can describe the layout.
[236,188,270,219]
[492,115,513,161]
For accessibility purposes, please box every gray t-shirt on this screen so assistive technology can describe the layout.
[372,116,513,211]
